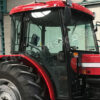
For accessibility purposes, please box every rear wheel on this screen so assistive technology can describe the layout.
[0,61,49,100]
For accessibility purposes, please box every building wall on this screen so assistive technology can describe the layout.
[7,0,35,12]
[4,15,11,54]
[4,0,100,54]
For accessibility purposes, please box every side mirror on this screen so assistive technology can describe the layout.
[64,6,71,25]
[94,21,100,32]
[30,34,40,46]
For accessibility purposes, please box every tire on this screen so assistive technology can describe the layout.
[0,61,49,100]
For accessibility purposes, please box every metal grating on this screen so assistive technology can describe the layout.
[0,0,7,13]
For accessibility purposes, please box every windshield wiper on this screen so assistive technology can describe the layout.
[71,21,78,35]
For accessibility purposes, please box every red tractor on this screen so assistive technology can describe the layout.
[0,0,100,100]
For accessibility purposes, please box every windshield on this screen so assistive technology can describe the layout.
[68,22,97,51]
[65,9,98,52]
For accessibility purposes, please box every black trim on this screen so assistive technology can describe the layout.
[60,8,72,100]
[19,13,25,52]
[41,26,45,46]
[91,22,99,52]
[70,50,99,54]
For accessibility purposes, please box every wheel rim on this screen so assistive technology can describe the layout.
[0,79,22,100]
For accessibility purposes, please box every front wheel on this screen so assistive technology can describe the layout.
[0,61,49,100]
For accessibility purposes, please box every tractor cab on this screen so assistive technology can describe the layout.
[8,1,100,100]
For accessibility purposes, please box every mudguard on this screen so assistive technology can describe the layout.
[0,54,55,100]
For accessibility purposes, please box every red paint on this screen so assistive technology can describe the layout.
[71,54,100,75]
[71,58,77,72]
[82,54,100,63]
[71,3,94,16]
[81,68,100,75]
[10,1,65,15]
[0,54,55,100]
[81,54,100,75]
[9,0,94,17]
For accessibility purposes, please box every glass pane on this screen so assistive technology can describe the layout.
[45,27,62,53]
[68,24,86,50]
[85,24,96,50]
[11,16,21,52]
[26,22,42,52]
[68,23,96,51]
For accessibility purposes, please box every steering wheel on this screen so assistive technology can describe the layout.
[29,43,41,52]
[25,43,42,58]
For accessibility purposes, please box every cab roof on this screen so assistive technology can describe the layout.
[10,0,94,18]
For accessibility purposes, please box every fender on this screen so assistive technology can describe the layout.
[0,54,55,100]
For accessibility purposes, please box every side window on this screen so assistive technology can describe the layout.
[68,23,96,51]
[85,24,96,51]
[26,21,41,51]
[15,20,21,51]
[68,25,86,50]
[45,27,62,53]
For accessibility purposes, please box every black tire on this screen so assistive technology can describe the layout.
[0,61,49,100]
